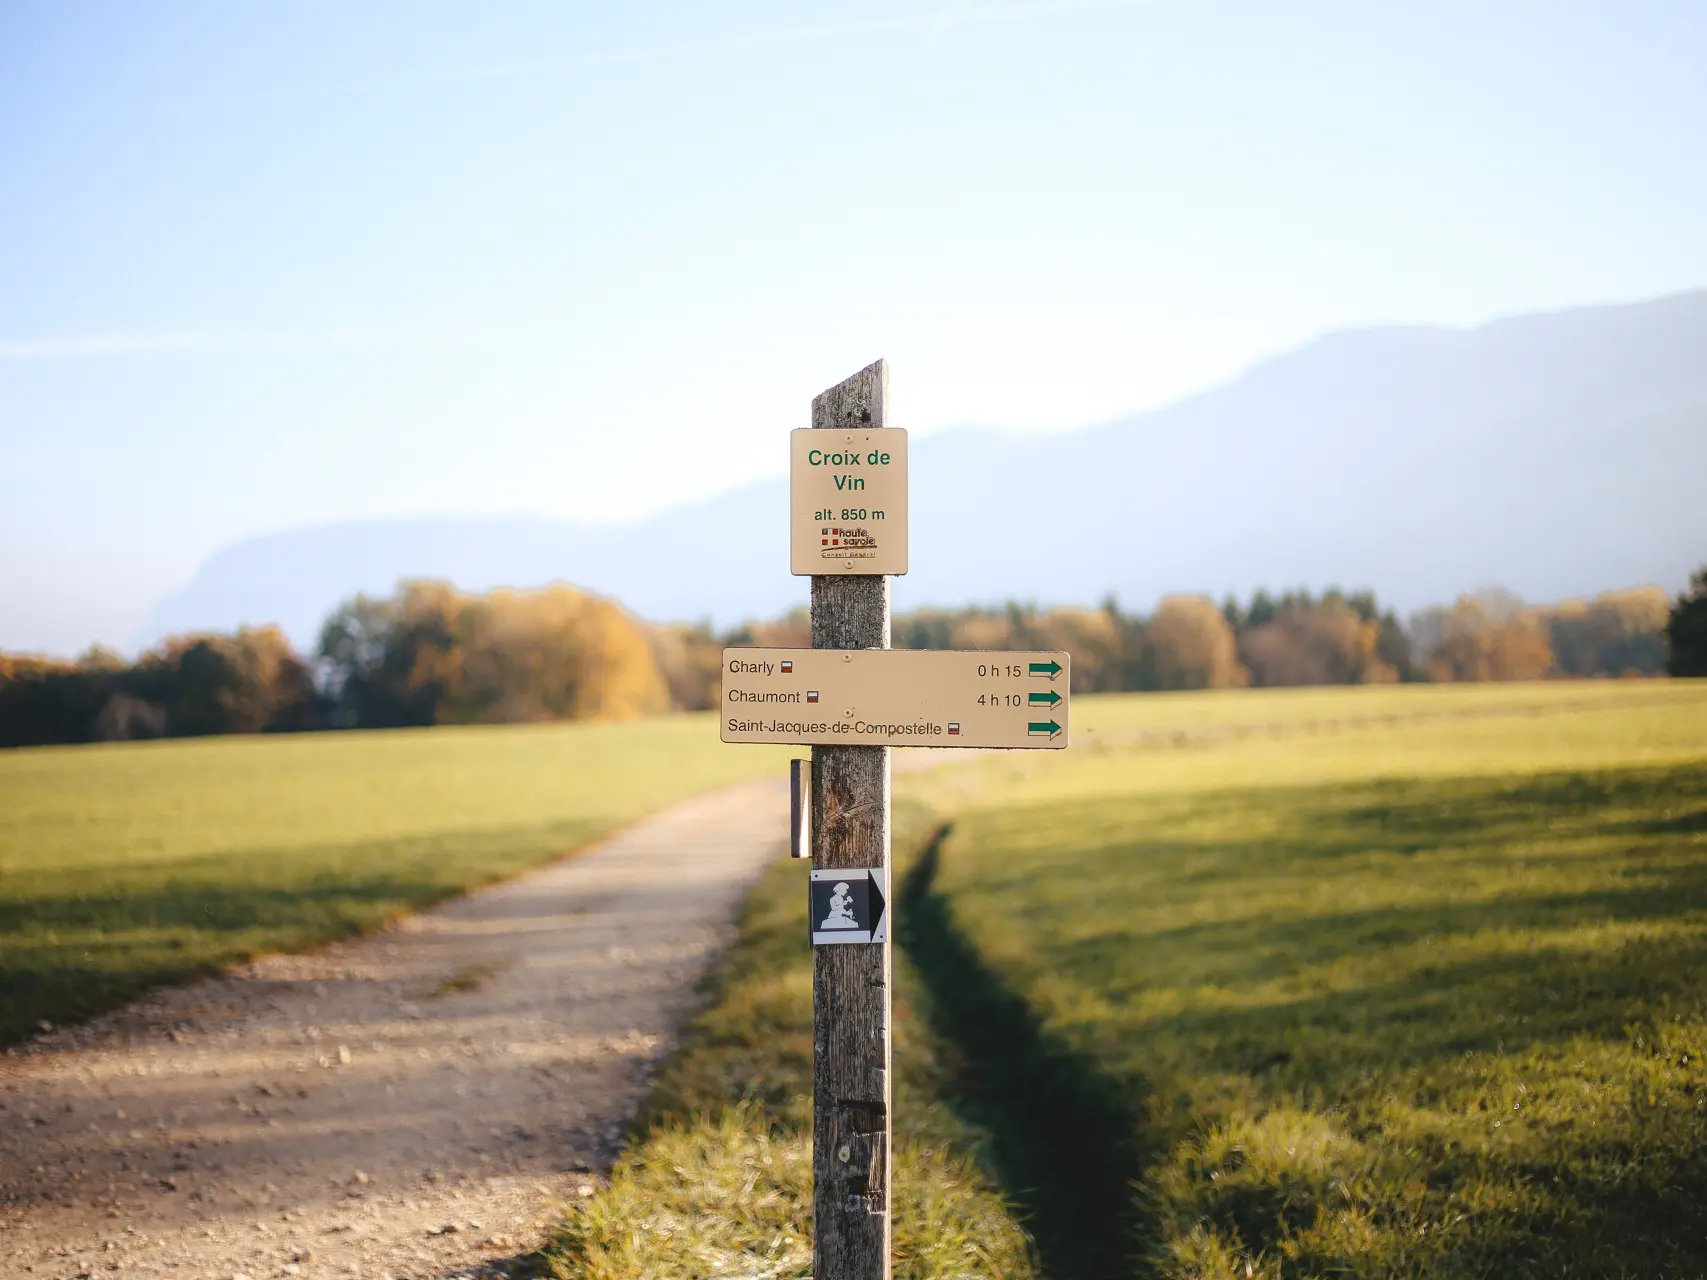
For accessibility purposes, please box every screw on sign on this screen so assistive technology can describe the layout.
[722,359,1069,1280]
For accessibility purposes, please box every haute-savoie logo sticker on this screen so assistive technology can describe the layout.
[820,526,879,558]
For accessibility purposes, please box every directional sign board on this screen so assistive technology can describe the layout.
[790,428,907,576]
[722,647,1069,748]
[810,868,887,945]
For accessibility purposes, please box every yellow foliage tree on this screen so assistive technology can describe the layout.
[1240,599,1397,686]
[442,584,670,724]
[1147,596,1249,690]
[319,580,672,726]
[649,624,724,712]
[1425,593,1554,682]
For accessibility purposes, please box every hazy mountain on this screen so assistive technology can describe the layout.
[140,290,1707,650]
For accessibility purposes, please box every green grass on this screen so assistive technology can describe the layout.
[543,820,1040,1280]
[0,715,791,1047]
[902,680,1707,1277]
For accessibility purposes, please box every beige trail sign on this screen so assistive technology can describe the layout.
[790,426,908,575]
[721,646,1071,748]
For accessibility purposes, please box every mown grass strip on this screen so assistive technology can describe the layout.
[543,805,1039,1280]
[0,715,792,1046]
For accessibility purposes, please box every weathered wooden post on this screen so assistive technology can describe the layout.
[809,360,893,1279]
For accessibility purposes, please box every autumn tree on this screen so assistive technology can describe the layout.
[319,580,670,727]
[564,592,673,719]
[1145,595,1248,690]
[454,585,669,722]
[650,623,725,712]
[133,625,319,735]
[1424,591,1554,682]
[246,625,322,730]
[1239,597,1397,687]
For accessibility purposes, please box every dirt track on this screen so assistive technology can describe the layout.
[0,779,787,1280]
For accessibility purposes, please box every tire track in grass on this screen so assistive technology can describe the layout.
[898,824,1158,1280]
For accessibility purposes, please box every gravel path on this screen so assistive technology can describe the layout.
[0,778,787,1280]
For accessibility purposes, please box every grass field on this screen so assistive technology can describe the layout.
[0,716,791,1048]
[9,680,1706,1276]
[902,679,1707,1277]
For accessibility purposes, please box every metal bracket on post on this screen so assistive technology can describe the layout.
[790,758,811,859]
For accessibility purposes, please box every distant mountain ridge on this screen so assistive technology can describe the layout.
[140,290,1707,650]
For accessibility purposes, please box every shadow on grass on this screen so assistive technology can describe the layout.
[993,762,1707,1012]
[1329,764,1707,850]
[899,825,1158,1280]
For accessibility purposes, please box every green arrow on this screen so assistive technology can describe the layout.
[1029,690,1062,708]
[1027,720,1062,737]
[1028,660,1062,679]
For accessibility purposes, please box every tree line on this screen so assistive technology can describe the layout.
[0,581,669,748]
[2,570,1704,748]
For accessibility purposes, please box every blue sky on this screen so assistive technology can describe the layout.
[3,1,1705,655]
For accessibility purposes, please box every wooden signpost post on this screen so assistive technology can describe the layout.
[805,362,894,1279]
[724,359,1070,1280]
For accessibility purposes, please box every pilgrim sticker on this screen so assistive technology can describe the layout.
[809,868,887,945]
